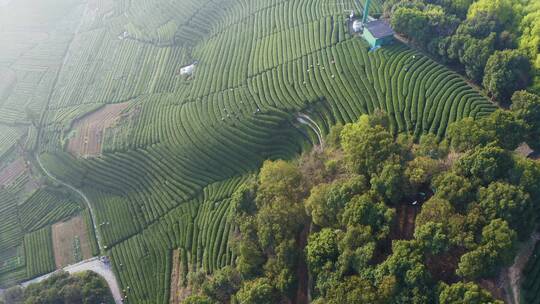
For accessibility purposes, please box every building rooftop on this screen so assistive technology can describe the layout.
[365,19,394,38]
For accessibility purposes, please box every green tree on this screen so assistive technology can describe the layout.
[455,144,513,185]
[322,275,395,304]
[391,4,459,47]
[477,182,533,238]
[341,115,401,176]
[325,123,344,149]
[511,157,540,207]
[201,266,241,303]
[341,192,395,241]
[415,133,449,159]
[511,91,540,150]
[457,219,517,279]
[483,50,532,102]
[479,110,527,150]
[256,160,305,208]
[263,240,300,296]
[305,175,367,228]
[467,0,515,27]
[415,197,454,228]
[256,196,307,249]
[375,240,433,303]
[460,34,496,82]
[306,228,341,276]
[371,161,407,204]
[235,218,265,279]
[438,281,503,304]
[236,278,278,304]
[447,117,494,152]
[182,295,214,304]
[405,156,442,191]
[337,225,376,275]
[432,172,475,210]
[414,222,449,255]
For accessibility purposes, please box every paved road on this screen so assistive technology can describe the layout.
[22,257,123,303]
[35,153,103,251]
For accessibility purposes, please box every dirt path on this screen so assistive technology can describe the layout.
[21,257,123,303]
[502,232,540,304]
[36,153,103,252]
[169,250,182,304]
[297,113,324,149]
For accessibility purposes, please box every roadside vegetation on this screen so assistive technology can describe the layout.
[0,271,113,304]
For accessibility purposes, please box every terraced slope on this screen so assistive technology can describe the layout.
[0,0,496,301]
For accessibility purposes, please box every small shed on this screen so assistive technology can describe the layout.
[363,20,394,48]
[179,62,197,76]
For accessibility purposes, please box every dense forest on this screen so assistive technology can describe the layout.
[1,271,113,304]
[388,0,540,100]
[180,90,540,303]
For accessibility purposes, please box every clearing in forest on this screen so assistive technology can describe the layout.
[51,215,92,268]
[67,103,129,158]
[392,204,419,240]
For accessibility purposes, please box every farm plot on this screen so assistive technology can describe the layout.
[26,0,498,302]
[18,188,82,232]
[0,0,85,125]
[0,126,23,159]
[0,246,24,277]
[51,215,93,268]
[24,227,55,278]
[0,158,26,188]
[67,103,130,158]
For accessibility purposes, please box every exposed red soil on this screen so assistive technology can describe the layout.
[67,102,129,158]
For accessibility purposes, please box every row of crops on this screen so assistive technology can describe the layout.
[33,0,495,302]
[0,172,87,286]
[0,0,84,125]
[18,188,82,232]
[110,176,246,303]
[42,105,305,248]
[23,227,55,278]
[0,126,23,159]
[47,28,191,110]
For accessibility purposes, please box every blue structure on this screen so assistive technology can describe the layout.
[363,20,394,48]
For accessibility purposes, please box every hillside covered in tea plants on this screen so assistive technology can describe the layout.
[0,0,539,303]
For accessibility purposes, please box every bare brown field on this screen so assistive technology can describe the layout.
[0,158,26,187]
[51,215,92,268]
[169,249,191,304]
[67,102,129,158]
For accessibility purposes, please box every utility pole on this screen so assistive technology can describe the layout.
[362,0,372,24]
